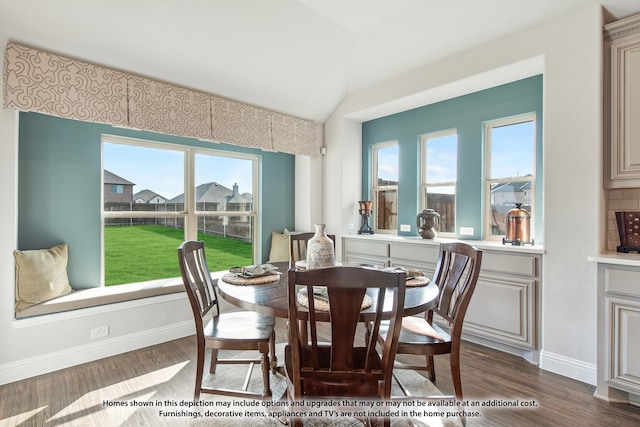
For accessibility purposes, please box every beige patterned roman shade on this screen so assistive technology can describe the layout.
[210,95,272,150]
[128,75,212,141]
[3,43,128,127]
[3,42,322,156]
[271,111,321,156]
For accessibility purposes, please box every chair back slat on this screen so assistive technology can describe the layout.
[431,242,483,330]
[327,286,366,370]
[178,241,219,321]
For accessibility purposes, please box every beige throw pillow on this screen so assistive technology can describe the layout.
[267,231,290,262]
[14,243,73,311]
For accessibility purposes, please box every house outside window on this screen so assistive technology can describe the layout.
[102,135,257,286]
[484,113,536,240]
[372,141,398,233]
[420,129,457,235]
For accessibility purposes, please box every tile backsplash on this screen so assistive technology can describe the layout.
[607,188,640,251]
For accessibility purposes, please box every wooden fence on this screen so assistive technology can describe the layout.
[104,202,253,242]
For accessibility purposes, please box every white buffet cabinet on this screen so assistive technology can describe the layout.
[342,235,544,363]
[590,254,640,406]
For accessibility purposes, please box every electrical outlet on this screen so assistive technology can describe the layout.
[91,326,109,339]
[459,226,474,236]
[400,224,411,232]
[348,223,355,230]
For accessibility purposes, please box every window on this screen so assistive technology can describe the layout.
[420,130,457,235]
[484,113,536,240]
[111,185,123,194]
[102,135,258,286]
[372,141,398,233]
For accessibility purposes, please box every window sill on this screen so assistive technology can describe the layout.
[14,277,186,321]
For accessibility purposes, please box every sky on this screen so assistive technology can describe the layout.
[104,119,533,200]
[103,141,254,200]
[377,120,535,183]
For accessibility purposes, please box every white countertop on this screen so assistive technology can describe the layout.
[588,252,640,267]
[342,233,545,255]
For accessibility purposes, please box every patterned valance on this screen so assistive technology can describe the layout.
[3,42,321,156]
[211,95,272,151]
[128,75,212,141]
[3,43,128,126]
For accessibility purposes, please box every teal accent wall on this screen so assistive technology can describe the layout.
[362,75,543,241]
[18,112,295,288]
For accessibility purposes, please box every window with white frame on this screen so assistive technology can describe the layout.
[420,130,457,235]
[102,135,258,286]
[484,113,536,240]
[372,141,398,233]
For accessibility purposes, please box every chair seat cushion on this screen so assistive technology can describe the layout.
[204,311,274,343]
[380,317,451,344]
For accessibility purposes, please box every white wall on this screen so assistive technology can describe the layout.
[294,155,324,232]
[322,5,605,384]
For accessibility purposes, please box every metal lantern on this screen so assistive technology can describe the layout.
[502,203,534,246]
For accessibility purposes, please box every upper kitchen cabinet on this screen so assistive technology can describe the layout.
[605,13,640,188]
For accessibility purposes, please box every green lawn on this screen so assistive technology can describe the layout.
[104,225,253,286]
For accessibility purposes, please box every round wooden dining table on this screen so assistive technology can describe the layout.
[216,262,439,320]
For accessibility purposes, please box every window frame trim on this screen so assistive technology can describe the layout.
[419,128,458,237]
[371,140,399,234]
[482,112,537,241]
[100,134,260,286]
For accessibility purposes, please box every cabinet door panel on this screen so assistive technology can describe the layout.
[607,297,640,391]
[463,274,536,349]
[610,32,640,183]
[605,267,640,297]
[390,243,439,264]
[343,239,388,258]
[481,252,537,277]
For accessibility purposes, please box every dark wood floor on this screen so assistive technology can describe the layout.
[1,318,640,426]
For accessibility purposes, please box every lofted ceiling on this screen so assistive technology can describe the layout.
[1,0,639,123]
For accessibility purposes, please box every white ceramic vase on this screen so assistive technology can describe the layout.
[306,224,335,269]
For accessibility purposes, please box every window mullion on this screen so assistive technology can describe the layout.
[185,148,197,241]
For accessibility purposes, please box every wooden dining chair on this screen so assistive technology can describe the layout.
[177,241,276,400]
[372,242,482,401]
[289,232,336,265]
[285,266,407,427]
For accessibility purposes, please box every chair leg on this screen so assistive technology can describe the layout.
[195,342,205,400]
[426,355,436,382]
[450,351,463,401]
[261,349,272,398]
[269,331,277,373]
[209,348,218,374]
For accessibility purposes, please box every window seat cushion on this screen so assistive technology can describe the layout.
[15,278,185,319]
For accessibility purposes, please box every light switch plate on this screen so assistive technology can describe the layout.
[91,326,109,339]
[400,224,411,232]
[460,226,474,236]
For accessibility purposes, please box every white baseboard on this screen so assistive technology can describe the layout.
[461,333,540,364]
[539,350,597,386]
[0,320,194,386]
